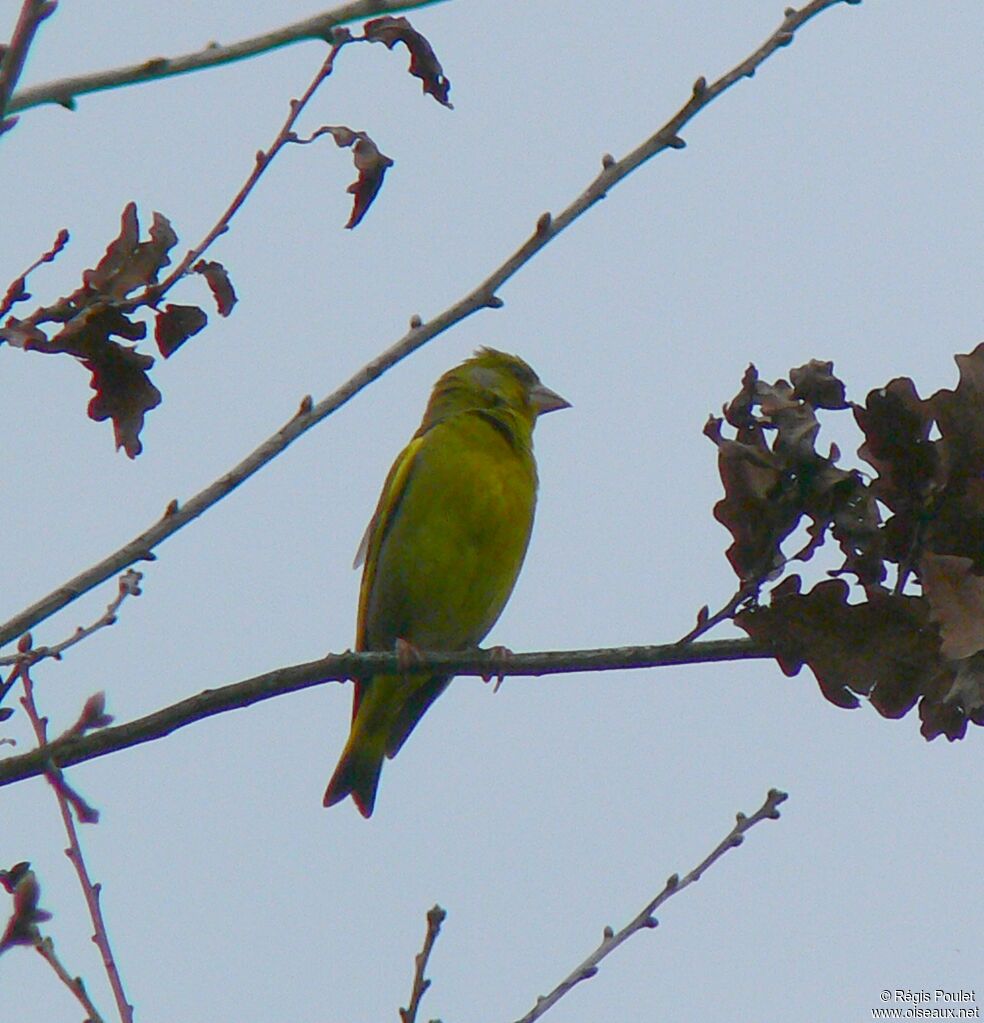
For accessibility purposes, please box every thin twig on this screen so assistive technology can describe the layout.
[34,936,107,1023]
[0,638,771,788]
[512,789,789,1023]
[676,581,760,645]
[0,570,142,708]
[0,227,69,318]
[7,0,449,115]
[18,666,133,1023]
[0,570,142,669]
[0,0,860,651]
[0,0,56,131]
[400,905,446,1023]
[140,33,350,306]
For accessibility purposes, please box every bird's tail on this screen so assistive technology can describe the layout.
[323,728,386,817]
[323,672,440,817]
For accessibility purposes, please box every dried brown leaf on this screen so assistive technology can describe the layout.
[0,318,47,348]
[933,343,984,479]
[920,553,984,660]
[82,203,177,300]
[737,577,941,717]
[704,414,792,583]
[708,360,881,587]
[789,359,848,410]
[83,340,161,458]
[917,344,984,571]
[923,654,984,740]
[17,304,160,457]
[0,870,52,953]
[364,16,453,108]
[323,126,394,228]
[155,303,207,358]
[193,259,237,316]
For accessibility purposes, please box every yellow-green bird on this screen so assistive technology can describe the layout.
[323,348,569,816]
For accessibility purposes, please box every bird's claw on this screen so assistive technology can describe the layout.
[482,645,513,692]
[395,637,423,674]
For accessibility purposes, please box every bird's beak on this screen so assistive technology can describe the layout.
[531,383,571,416]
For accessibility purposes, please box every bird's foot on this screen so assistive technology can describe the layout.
[482,645,513,693]
[395,637,423,674]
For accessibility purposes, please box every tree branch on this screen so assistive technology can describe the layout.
[512,788,789,1023]
[0,228,69,319]
[0,570,142,675]
[0,0,56,132]
[34,935,107,1023]
[143,33,350,305]
[400,905,446,1023]
[6,0,449,115]
[0,639,770,787]
[19,667,133,1022]
[0,0,859,651]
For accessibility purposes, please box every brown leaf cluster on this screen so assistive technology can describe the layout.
[1,204,236,455]
[704,360,877,587]
[711,348,984,740]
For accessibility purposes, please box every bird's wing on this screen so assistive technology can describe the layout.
[351,431,427,716]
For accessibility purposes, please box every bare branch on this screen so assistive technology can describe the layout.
[0,571,142,669]
[400,905,446,1023]
[677,581,760,645]
[18,667,133,1022]
[6,0,450,115]
[140,34,351,305]
[0,639,770,788]
[0,571,141,711]
[0,228,69,318]
[512,789,789,1023]
[34,936,107,1023]
[0,0,860,651]
[0,0,56,132]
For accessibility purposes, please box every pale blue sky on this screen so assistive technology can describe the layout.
[2,2,982,1020]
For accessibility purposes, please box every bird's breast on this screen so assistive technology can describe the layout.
[362,413,538,651]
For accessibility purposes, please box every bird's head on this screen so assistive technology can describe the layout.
[423,348,570,433]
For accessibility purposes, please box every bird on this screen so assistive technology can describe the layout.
[323,348,569,816]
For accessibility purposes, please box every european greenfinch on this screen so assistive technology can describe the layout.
[323,348,569,816]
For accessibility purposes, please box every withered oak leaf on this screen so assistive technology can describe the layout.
[789,359,848,410]
[322,126,394,228]
[193,260,237,316]
[704,413,796,583]
[919,344,984,570]
[0,318,47,348]
[0,870,52,953]
[712,348,984,742]
[920,654,984,741]
[932,343,984,482]
[82,202,177,300]
[19,303,159,457]
[155,303,208,358]
[919,552,984,661]
[737,577,942,718]
[83,339,161,458]
[852,347,984,575]
[707,361,882,588]
[364,16,453,108]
